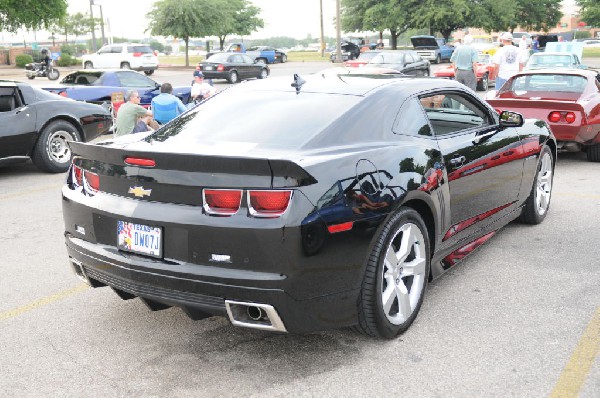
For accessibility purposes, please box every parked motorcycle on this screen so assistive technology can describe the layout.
[25,62,60,80]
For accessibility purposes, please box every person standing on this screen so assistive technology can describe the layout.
[450,34,478,91]
[492,32,527,90]
[532,36,540,53]
[114,90,158,137]
[151,83,187,124]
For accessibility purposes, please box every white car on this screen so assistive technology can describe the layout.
[81,43,159,75]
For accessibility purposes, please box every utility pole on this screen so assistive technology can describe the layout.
[98,2,106,46]
[335,0,342,63]
[319,0,325,57]
[89,0,97,52]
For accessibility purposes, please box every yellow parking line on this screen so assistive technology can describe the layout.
[0,184,62,201]
[0,283,89,321]
[549,307,600,398]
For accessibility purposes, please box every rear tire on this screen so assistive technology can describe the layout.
[144,70,154,75]
[258,68,268,79]
[520,146,554,224]
[435,54,441,64]
[281,54,287,63]
[354,208,430,338]
[27,76,35,80]
[228,70,238,84]
[84,61,93,69]
[586,144,600,162]
[32,120,80,173]
[120,62,131,70]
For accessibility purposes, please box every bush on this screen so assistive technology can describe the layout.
[57,54,80,67]
[16,54,33,68]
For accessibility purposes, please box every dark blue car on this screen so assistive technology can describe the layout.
[44,70,192,108]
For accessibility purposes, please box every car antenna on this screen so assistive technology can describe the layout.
[291,74,306,94]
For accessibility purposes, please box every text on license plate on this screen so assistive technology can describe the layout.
[204,66,213,70]
[117,221,162,257]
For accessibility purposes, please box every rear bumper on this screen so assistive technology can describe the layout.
[132,65,158,72]
[65,233,360,333]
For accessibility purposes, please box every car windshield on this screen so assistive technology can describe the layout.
[60,71,103,85]
[146,91,361,149]
[507,74,587,93]
[528,55,573,67]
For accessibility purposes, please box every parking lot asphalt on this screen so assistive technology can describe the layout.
[0,60,599,397]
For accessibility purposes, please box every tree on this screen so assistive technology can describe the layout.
[212,0,264,50]
[0,0,67,32]
[410,0,472,41]
[577,0,600,28]
[511,0,562,32]
[146,0,217,66]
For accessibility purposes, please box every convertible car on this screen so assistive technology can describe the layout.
[44,70,192,108]
[433,53,496,91]
[62,74,555,338]
[486,68,600,161]
[0,80,111,173]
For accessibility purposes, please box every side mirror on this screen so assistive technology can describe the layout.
[499,111,524,128]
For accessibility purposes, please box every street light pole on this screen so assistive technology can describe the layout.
[89,0,97,52]
[97,2,106,46]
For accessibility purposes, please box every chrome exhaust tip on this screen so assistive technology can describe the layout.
[69,258,91,286]
[225,300,287,332]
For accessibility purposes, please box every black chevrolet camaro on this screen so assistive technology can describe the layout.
[0,80,112,173]
[62,74,556,338]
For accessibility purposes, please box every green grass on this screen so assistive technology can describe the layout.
[287,51,331,62]
[158,55,204,66]
[582,48,600,58]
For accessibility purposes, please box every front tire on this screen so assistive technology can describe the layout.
[520,146,554,224]
[32,120,80,173]
[258,68,268,79]
[120,62,131,70]
[355,208,430,338]
[228,70,238,84]
[84,61,93,69]
[47,69,60,80]
[281,54,287,63]
[144,70,154,75]
[435,54,442,64]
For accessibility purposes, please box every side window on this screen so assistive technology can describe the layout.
[0,87,19,112]
[231,55,243,63]
[419,92,492,136]
[393,98,432,136]
[404,53,414,64]
[98,46,111,54]
[241,54,254,64]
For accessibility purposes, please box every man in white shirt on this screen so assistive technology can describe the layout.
[492,32,528,90]
[191,70,216,103]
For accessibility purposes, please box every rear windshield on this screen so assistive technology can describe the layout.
[507,74,587,93]
[357,52,380,61]
[371,53,404,64]
[207,53,231,62]
[127,46,153,54]
[528,55,574,67]
[146,91,361,149]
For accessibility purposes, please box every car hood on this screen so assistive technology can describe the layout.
[411,37,439,49]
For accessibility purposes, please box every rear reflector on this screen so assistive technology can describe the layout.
[203,189,242,215]
[565,112,576,123]
[327,222,354,234]
[248,190,292,218]
[124,157,156,167]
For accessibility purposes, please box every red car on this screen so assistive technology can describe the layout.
[486,69,600,162]
[433,53,495,91]
[344,50,381,68]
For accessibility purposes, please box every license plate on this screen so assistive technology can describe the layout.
[117,221,162,258]
[204,66,213,70]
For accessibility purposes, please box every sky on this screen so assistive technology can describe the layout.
[2,0,580,44]
[66,0,339,40]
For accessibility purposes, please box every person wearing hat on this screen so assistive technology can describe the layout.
[491,32,527,90]
[191,70,216,103]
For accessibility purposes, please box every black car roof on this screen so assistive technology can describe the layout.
[226,74,463,97]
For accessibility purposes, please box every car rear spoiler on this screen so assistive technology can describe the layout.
[486,99,584,111]
[68,141,317,188]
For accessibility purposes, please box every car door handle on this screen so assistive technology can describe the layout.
[450,155,466,165]
[473,131,496,145]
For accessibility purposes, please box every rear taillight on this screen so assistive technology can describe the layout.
[84,171,100,192]
[72,164,83,186]
[565,112,576,123]
[548,111,562,123]
[133,52,142,57]
[59,91,68,97]
[248,190,292,218]
[203,189,243,216]
[217,64,224,72]
[124,156,156,167]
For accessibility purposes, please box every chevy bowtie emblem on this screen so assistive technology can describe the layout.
[128,186,152,198]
